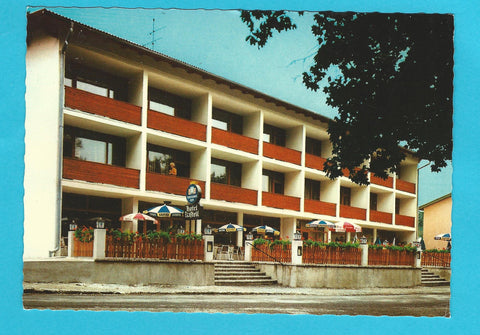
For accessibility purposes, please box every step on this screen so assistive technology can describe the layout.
[421,280,450,287]
[215,279,278,286]
[215,273,269,278]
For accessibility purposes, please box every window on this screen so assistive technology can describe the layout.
[63,126,125,166]
[340,187,351,206]
[65,63,126,100]
[306,137,322,156]
[262,169,284,194]
[147,144,190,177]
[263,124,286,146]
[305,179,320,200]
[212,108,243,134]
[148,87,191,119]
[211,158,241,186]
[370,193,378,211]
[395,198,400,214]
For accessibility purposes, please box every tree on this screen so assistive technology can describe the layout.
[241,11,453,185]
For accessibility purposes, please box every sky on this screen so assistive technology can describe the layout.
[29,6,452,206]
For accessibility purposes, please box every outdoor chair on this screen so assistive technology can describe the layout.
[217,245,230,260]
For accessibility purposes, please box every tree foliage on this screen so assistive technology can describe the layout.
[241,11,453,185]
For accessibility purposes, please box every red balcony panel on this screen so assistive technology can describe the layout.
[63,158,139,188]
[146,172,205,197]
[64,86,141,125]
[262,192,300,211]
[340,205,367,220]
[147,110,206,141]
[369,210,393,224]
[212,128,258,154]
[263,142,301,165]
[395,214,415,227]
[370,175,394,188]
[304,199,336,216]
[305,153,327,171]
[396,179,416,194]
[210,183,257,205]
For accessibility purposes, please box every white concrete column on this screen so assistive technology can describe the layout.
[415,246,422,268]
[93,229,106,260]
[244,240,253,261]
[291,240,303,265]
[196,219,202,235]
[203,234,214,262]
[327,230,332,243]
[373,228,378,243]
[346,232,351,242]
[236,212,244,247]
[360,244,368,266]
[68,230,74,257]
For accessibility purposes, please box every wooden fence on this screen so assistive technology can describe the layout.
[105,236,203,261]
[73,239,93,257]
[252,244,291,263]
[303,246,361,265]
[421,252,451,267]
[368,249,416,266]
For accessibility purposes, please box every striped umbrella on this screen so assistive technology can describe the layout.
[434,233,451,241]
[215,223,246,233]
[305,220,336,229]
[120,212,158,224]
[331,222,362,233]
[143,203,184,218]
[251,225,280,236]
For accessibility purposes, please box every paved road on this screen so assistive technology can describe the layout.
[24,292,450,316]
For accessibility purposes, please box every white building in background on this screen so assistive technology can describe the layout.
[24,9,419,258]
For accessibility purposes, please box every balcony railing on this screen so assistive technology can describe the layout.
[369,210,393,224]
[146,172,205,197]
[210,183,257,205]
[396,179,416,194]
[64,86,142,125]
[211,128,258,154]
[304,199,336,216]
[262,192,300,211]
[305,153,327,171]
[340,205,367,220]
[370,174,394,188]
[147,110,206,141]
[63,158,140,188]
[263,142,301,165]
[395,214,415,227]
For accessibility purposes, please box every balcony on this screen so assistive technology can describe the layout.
[263,142,301,165]
[370,175,394,188]
[64,86,142,125]
[63,158,139,188]
[395,214,415,227]
[146,172,205,197]
[305,153,327,171]
[262,192,300,211]
[340,205,367,220]
[396,179,416,194]
[210,183,257,205]
[369,210,393,224]
[304,199,336,216]
[211,128,258,154]
[147,110,206,141]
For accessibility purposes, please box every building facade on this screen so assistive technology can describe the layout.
[25,10,419,258]
[420,194,452,250]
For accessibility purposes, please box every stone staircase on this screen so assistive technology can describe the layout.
[421,268,450,286]
[214,262,277,286]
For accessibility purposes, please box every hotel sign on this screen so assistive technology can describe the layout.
[185,183,202,219]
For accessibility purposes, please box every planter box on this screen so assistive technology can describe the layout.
[368,248,416,266]
[252,244,291,263]
[73,239,93,257]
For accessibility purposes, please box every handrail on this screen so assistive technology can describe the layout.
[246,241,285,266]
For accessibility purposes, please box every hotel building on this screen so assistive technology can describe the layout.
[25,10,419,258]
